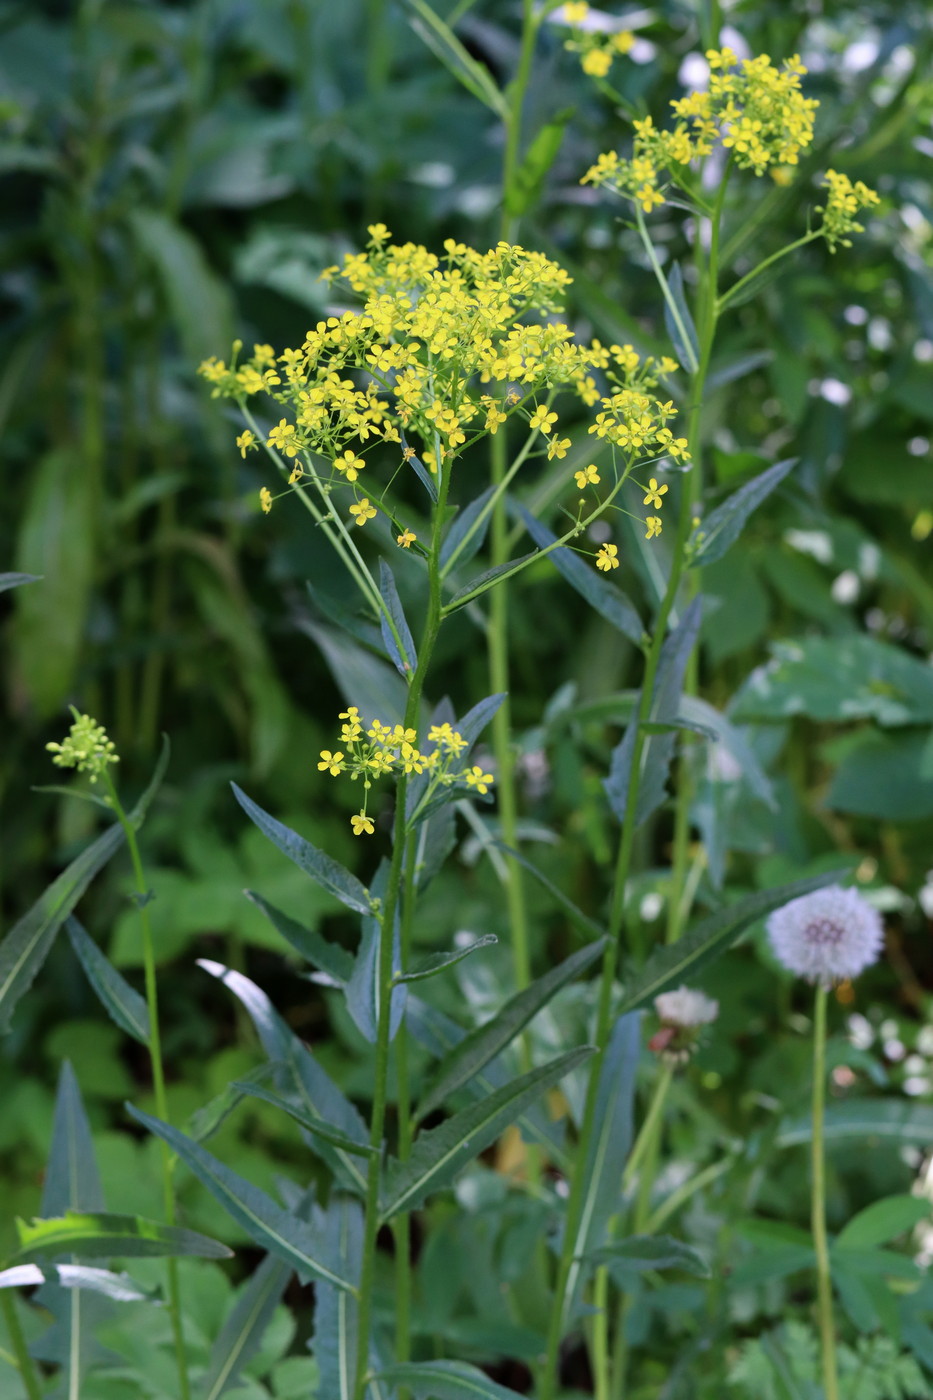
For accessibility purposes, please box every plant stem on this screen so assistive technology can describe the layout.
[352,456,452,1400]
[812,984,839,1400]
[392,829,419,1400]
[0,1290,42,1400]
[104,775,190,1400]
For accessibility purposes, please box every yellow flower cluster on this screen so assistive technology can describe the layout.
[582,48,819,210]
[558,4,634,80]
[816,169,881,250]
[318,708,494,835]
[47,708,119,784]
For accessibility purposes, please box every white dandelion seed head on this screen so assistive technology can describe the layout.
[654,985,719,1029]
[767,885,884,987]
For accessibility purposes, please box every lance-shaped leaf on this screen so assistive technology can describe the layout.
[375,1360,527,1399]
[232,1065,379,1160]
[14,1212,232,1263]
[585,1235,711,1281]
[514,502,644,646]
[617,869,847,1015]
[406,997,568,1168]
[231,785,373,916]
[378,559,417,677]
[312,1197,363,1400]
[835,1195,930,1251]
[0,1264,150,1301]
[346,861,406,1044]
[66,916,150,1045]
[678,695,776,808]
[417,940,606,1122]
[382,1047,593,1220]
[199,960,369,1193]
[440,484,496,573]
[504,108,573,217]
[444,552,538,613]
[692,458,796,567]
[604,599,703,827]
[400,430,439,501]
[0,571,41,592]
[662,262,700,373]
[201,1253,292,1400]
[492,844,606,944]
[126,1106,354,1292]
[0,737,168,1034]
[394,935,498,985]
[776,1099,933,1148]
[562,1014,640,1323]
[400,0,509,119]
[244,890,354,984]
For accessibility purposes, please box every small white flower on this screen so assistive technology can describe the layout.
[654,986,719,1028]
[767,885,884,987]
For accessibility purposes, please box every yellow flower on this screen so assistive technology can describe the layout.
[267,418,300,457]
[235,430,256,457]
[563,1,589,22]
[611,30,634,54]
[318,749,345,775]
[259,487,273,514]
[351,812,375,836]
[465,765,494,795]
[547,436,572,461]
[366,223,391,246]
[349,497,377,526]
[397,528,417,548]
[582,46,613,78]
[637,184,665,211]
[529,405,559,434]
[596,543,619,571]
[574,464,601,490]
[643,477,669,508]
[334,450,366,481]
[288,464,304,484]
[645,515,662,539]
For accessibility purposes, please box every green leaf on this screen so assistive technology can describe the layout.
[0,1264,149,1301]
[345,863,406,1044]
[492,843,607,943]
[243,890,354,984]
[440,485,496,574]
[231,1065,380,1160]
[374,1360,527,1400]
[730,1220,816,1288]
[400,0,508,119]
[400,431,439,502]
[378,559,417,677]
[128,209,233,366]
[201,1254,292,1400]
[693,458,796,567]
[663,263,700,374]
[13,1211,232,1263]
[42,1061,104,1218]
[836,1195,930,1250]
[829,1245,920,1282]
[586,1234,711,1279]
[382,1047,593,1220]
[394,935,498,984]
[0,738,168,1035]
[231,784,373,916]
[66,917,150,1046]
[312,1197,364,1400]
[299,618,411,730]
[604,599,702,827]
[504,109,573,217]
[827,730,933,820]
[617,869,845,1014]
[515,502,643,646]
[677,695,775,808]
[561,1013,640,1325]
[777,1099,933,1148]
[0,571,40,592]
[416,939,606,1122]
[198,960,369,1194]
[444,552,538,613]
[125,1106,354,1291]
[12,448,93,715]
[734,635,933,728]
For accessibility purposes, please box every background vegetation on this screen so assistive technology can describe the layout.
[1,0,932,1395]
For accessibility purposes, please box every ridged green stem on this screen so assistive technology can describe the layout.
[103,775,190,1400]
[352,455,452,1400]
[812,985,840,1400]
[0,1290,42,1400]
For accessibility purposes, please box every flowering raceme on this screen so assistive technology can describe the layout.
[317,707,494,835]
[581,47,878,243]
[198,229,687,550]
